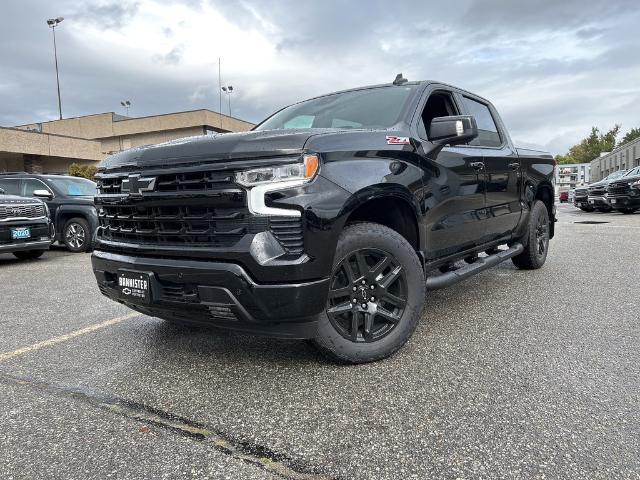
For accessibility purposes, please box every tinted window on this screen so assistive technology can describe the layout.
[46,177,97,196]
[22,178,49,197]
[462,97,501,147]
[0,178,21,195]
[256,85,419,131]
[418,91,458,140]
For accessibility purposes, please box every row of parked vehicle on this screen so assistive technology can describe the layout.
[572,166,640,214]
[0,172,98,260]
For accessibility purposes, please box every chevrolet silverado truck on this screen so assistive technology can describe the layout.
[587,169,627,212]
[92,76,556,363]
[573,186,592,211]
[0,187,54,259]
[605,166,640,213]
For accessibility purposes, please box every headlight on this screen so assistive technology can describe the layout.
[237,154,320,217]
[236,154,319,186]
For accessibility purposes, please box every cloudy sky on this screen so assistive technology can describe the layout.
[2,0,640,154]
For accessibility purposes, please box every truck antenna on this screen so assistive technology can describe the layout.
[393,73,408,85]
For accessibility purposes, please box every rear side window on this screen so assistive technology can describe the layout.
[0,178,21,195]
[462,97,502,147]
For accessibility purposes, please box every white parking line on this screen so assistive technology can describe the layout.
[0,312,140,362]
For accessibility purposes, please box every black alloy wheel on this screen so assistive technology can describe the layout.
[327,248,408,343]
[313,222,425,364]
[512,200,549,270]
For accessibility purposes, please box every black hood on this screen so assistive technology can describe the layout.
[0,194,44,205]
[99,129,332,171]
[98,128,403,171]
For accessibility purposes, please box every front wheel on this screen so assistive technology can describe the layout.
[13,250,46,260]
[512,200,550,270]
[312,222,426,364]
[63,217,92,253]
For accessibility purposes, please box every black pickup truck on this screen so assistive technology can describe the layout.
[606,166,640,213]
[92,77,556,363]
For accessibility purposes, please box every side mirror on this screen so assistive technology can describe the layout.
[429,115,478,146]
[0,187,5,194]
[33,189,53,199]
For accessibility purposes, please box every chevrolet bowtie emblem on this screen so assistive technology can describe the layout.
[121,174,156,195]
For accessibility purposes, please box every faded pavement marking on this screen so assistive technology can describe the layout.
[0,312,140,362]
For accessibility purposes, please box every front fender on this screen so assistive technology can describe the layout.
[55,204,99,240]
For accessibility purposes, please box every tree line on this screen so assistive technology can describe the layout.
[555,126,640,165]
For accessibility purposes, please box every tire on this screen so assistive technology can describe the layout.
[617,208,637,214]
[579,207,594,212]
[63,217,92,253]
[512,200,550,270]
[13,250,46,260]
[312,222,425,364]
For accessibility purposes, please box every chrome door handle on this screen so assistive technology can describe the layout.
[509,162,520,170]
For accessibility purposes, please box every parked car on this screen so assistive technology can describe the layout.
[0,173,97,252]
[605,166,640,214]
[587,170,627,212]
[0,187,54,259]
[92,76,556,363]
[573,186,592,211]
[559,191,569,203]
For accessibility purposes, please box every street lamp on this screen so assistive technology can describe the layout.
[120,100,131,116]
[46,17,64,120]
[221,85,234,117]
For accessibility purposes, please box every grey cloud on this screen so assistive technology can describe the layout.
[1,0,640,155]
[72,1,140,30]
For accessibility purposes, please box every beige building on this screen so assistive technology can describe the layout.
[1,110,254,174]
[590,137,640,181]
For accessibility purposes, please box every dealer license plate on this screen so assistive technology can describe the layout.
[118,271,151,303]
[11,227,31,240]
[610,199,616,204]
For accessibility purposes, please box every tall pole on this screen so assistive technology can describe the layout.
[52,25,63,120]
[218,57,222,129]
[228,91,232,117]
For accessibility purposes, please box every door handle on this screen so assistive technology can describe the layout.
[509,162,520,170]
[470,162,485,171]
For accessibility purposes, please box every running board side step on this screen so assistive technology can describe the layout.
[425,243,524,291]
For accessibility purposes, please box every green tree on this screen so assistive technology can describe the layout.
[555,125,620,165]
[68,163,97,180]
[619,127,640,146]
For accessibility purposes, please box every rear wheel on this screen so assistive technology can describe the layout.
[312,222,425,364]
[13,250,46,260]
[512,200,549,270]
[63,217,92,253]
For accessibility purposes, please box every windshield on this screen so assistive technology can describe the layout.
[605,170,627,181]
[46,177,97,196]
[255,85,419,131]
[623,167,640,177]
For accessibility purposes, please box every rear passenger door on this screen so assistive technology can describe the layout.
[458,94,521,242]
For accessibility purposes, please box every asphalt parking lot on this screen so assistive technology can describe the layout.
[1,205,638,479]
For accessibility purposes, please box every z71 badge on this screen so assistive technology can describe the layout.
[386,135,410,145]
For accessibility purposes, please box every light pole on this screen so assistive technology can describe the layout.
[120,100,131,116]
[221,85,234,117]
[46,17,64,120]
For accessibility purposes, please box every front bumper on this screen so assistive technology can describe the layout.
[587,195,609,207]
[92,250,330,339]
[606,195,640,208]
[0,220,54,253]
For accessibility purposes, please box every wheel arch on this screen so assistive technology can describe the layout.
[534,181,555,238]
[341,188,421,252]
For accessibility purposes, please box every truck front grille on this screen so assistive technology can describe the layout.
[0,204,46,221]
[588,187,606,196]
[607,182,630,195]
[95,171,305,255]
